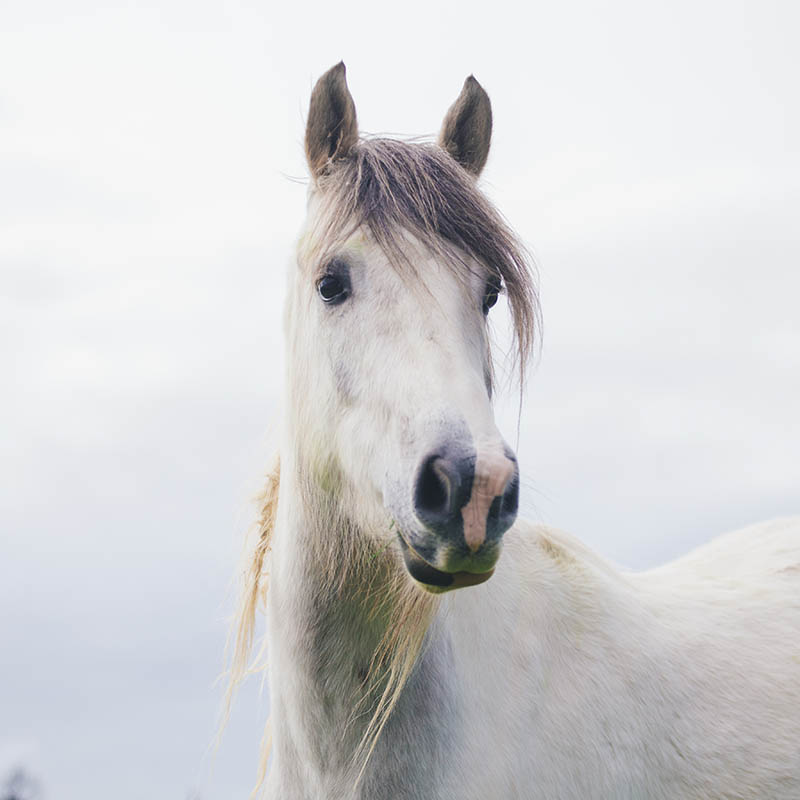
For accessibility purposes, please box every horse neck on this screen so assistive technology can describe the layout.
[266,447,445,792]
[268,450,386,682]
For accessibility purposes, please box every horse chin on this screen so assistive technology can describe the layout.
[396,532,496,594]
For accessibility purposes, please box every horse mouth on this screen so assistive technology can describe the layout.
[397,534,495,593]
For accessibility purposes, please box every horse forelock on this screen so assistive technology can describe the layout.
[308,137,541,386]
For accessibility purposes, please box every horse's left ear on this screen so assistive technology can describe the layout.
[305,62,359,180]
[438,76,492,177]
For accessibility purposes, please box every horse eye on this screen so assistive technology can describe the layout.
[482,280,501,314]
[318,273,350,304]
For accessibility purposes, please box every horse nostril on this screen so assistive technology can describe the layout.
[486,470,518,528]
[415,456,452,516]
[503,473,519,517]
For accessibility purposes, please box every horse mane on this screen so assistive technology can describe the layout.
[309,136,541,386]
[227,455,280,707]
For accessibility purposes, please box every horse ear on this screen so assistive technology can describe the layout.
[305,62,359,180]
[438,76,492,177]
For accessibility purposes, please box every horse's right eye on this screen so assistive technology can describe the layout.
[317,273,350,304]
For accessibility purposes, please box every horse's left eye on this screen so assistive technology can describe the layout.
[482,280,501,314]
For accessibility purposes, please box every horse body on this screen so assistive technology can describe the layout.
[265,502,800,799]
[232,63,800,798]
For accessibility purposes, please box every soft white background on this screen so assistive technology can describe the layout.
[2,0,798,797]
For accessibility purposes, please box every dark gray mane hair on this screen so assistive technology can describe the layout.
[311,137,541,386]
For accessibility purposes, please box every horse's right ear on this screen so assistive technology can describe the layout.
[305,62,359,180]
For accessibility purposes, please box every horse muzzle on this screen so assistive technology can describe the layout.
[397,440,519,593]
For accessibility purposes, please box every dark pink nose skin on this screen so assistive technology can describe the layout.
[413,442,519,558]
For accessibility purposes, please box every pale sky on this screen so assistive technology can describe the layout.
[2,0,799,797]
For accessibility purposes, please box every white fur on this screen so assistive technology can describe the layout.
[258,196,800,797]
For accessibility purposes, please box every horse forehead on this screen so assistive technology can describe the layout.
[359,234,476,292]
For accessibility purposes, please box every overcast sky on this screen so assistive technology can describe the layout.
[2,0,799,797]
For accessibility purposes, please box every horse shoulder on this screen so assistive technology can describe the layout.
[483,516,800,797]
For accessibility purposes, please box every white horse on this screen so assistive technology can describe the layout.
[228,63,800,799]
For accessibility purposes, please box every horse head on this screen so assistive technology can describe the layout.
[285,63,537,593]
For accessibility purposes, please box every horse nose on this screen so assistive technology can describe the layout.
[414,446,519,552]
